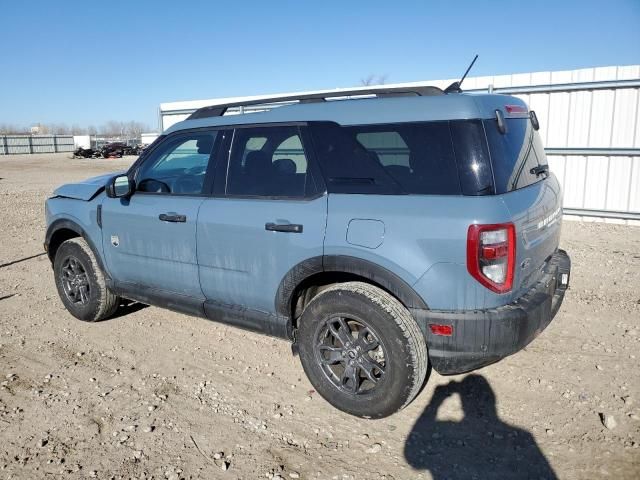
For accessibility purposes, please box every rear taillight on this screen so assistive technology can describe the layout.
[467,223,515,293]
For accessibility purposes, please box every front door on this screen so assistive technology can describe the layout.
[197,125,327,315]
[101,129,219,299]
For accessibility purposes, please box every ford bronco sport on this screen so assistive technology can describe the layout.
[45,85,570,418]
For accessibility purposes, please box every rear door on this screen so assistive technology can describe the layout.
[196,125,327,316]
[483,113,562,296]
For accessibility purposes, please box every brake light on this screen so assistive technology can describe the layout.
[467,223,515,293]
[504,104,528,114]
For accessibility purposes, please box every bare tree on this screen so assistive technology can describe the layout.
[70,124,87,135]
[125,121,147,138]
[0,120,147,138]
[0,124,28,134]
[47,123,70,135]
[360,74,389,86]
[101,121,125,137]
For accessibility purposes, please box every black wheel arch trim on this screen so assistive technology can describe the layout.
[45,219,109,277]
[275,255,429,318]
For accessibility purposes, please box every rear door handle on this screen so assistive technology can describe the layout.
[159,213,187,223]
[265,222,303,233]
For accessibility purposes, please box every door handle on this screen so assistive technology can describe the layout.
[159,213,187,223]
[265,222,303,233]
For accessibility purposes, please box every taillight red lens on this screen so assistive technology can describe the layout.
[467,223,516,293]
[504,104,528,115]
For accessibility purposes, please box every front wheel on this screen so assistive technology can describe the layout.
[297,282,428,418]
[53,238,120,322]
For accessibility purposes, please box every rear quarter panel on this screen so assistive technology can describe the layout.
[325,194,517,310]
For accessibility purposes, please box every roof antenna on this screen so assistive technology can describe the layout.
[444,54,479,94]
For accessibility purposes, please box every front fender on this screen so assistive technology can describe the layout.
[44,195,108,280]
[44,217,106,274]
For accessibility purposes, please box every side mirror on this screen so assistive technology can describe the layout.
[106,174,135,198]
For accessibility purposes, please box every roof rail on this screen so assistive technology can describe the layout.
[186,85,444,120]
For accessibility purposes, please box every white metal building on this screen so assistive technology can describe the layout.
[159,65,640,224]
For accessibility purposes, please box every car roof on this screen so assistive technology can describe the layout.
[165,93,527,134]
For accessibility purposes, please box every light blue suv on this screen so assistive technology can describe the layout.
[45,86,571,418]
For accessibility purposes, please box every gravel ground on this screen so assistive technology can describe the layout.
[0,153,639,480]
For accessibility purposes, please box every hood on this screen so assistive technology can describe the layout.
[52,171,125,201]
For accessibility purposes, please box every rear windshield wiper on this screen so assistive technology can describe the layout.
[530,164,549,177]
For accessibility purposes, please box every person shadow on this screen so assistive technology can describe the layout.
[404,374,557,480]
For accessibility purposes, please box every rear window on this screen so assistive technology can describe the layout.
[483,118,548,193]
[310,122,462,195]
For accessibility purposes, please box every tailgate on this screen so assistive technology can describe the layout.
[501,174,563,297]
[482,102,563,298]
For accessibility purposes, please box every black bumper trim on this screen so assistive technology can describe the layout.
[413,249,571,375]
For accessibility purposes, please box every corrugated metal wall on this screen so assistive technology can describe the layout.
[159,65,640,223]
[457,65,640,224]
[0,135,75,155]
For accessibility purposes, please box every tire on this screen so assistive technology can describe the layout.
[297,281,428,418]
[53,238,120,322]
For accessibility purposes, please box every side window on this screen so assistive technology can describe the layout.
[273,135,308,173]
[310,122,399,194]
[310,121,462,195]
[450,120,494,195]
[136,131,217,195]
[356,131,410,168]
[226,126,310,197]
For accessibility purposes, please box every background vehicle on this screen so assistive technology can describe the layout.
[45,86,570,418]
[99,142,127,158]
[71,147,97,159]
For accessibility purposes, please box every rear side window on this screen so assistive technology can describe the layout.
[483,118,547,193]
[310,122,462,195]
[450,120,495,196]
[226,126,312,198]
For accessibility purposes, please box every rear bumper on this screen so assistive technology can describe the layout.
[414,249,571,375]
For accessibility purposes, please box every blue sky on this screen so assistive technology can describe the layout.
[1,0,639,130]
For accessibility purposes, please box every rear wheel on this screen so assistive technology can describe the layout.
[53,238,120,322]
[297,282,428,418]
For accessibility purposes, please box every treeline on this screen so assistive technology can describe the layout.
[0,120,150,136]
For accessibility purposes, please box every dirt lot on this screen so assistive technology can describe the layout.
[0,153,638,480]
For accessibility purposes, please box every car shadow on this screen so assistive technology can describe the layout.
[0,252,47,269]
[103,300,149,321]
[404,374,557,480]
